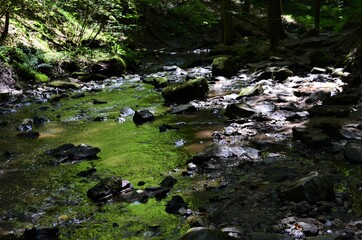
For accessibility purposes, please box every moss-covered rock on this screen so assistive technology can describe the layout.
[143,76,168,88]
[90,56,126,77]
[48,80,80,89]
[162,78,209,104]
[211,56,238,77]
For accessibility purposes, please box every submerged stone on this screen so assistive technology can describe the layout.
[87,176,125,202]
[165,195,187,214]
[45,143,100,163]
[48,80,80,89]
[23,227,59,240]
[224,103,255,119]
[133,109,154,125]
[162,78,209,104]
[279,172,335,203]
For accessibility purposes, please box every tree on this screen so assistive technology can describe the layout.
[267,0,288,50]
[222,0,234,45]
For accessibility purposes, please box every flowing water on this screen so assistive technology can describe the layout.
[0,76,226,239]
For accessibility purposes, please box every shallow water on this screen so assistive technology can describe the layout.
[0,78,226,239]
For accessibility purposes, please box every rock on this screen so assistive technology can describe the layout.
[238,85,263,97]
[292,127,331,146]
[212,56,238,77]
[23,227,59,240]
[133,109,154,125]
[17,118,33,132]
[17,131,40,139]
[45,143,100,163]
[291,201,314,215]
[188,145,259,165]
[93,99,107,104]
[322,93,360,105]
[48,80,80,89]
[279,172,335,203]
[90,57,126,77]
[71,92,85,99]
[159,124,179,132]
[224,103,255,119]
[87,176,127,202]
[168,104,197,114]
[143,76,168,88]
[119,107,135,117]
[160,176,177,188]
[273,67,293,81]
[165,195,187,214]
[33,116,49,127]
[145,187,170,201]
[307,105,352,118]
[297,221,319,236]
[162,78,209,104]
[311,67,326,74]
[344,140,362,163]
[181,227,229,240]
[76,168,97,177]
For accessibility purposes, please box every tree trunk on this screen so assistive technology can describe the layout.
[314,0,321,33]
[1,11,10,41]
[267,0,288,50]
[222,0,234,46]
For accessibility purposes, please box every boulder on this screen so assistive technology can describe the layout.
[45,143,100,163]
[162,78,209,104]
[133,109,154,125]
[273,67,293,81]
[292,127,331,146]
[87,176,126,202]
[165,195,187,214]
[48,80,80,89]
[307,105,352,118]
[181,227,229,240]
[212,56,238,77]
[344,140,362,164]
[279,172,335,203]
[224,103,255,119]
[90,57,126,77]
[78,74,108,82]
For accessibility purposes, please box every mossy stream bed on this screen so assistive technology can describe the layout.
[0,78,226,239]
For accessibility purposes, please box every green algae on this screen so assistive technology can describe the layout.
[0,80,220,239]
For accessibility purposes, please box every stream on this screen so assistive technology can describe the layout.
[1,48,362,239]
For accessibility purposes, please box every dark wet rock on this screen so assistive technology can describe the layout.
[168,104,197,114]
[90,57,126,77]
[307,105,352,118]
[76,168,97,177]
[249,232,293,240]
[33,116,49,127]
[165,195,187,214]
[145,187,170,201]
[159,124,179,132]
[143,76,168,88]
[49,93,68,103]
[71,92,85,99]
[224,103,255,119]
[322,93,360,105]
[181,227,229,240]
[279,172,335,203]
[291,201,314,215]
[188,145,259,165]
[93,99,107,104]
[133,109,154,125]
[45,143,100,162]
[87,176,129,202]
[93,116,107,122]
[78,73,108,82]
[160,176,177,188]
[48,80,80,89]
[17,131,40,139]
[17,118,33,132]
[212,56,238,77]
[309,50,334,67]
[344,140,362,163]
[292,127,331,146]
[162,77,209,104]
[273,67,293,81]
[119,107,135,117]
[23,227,59,240]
